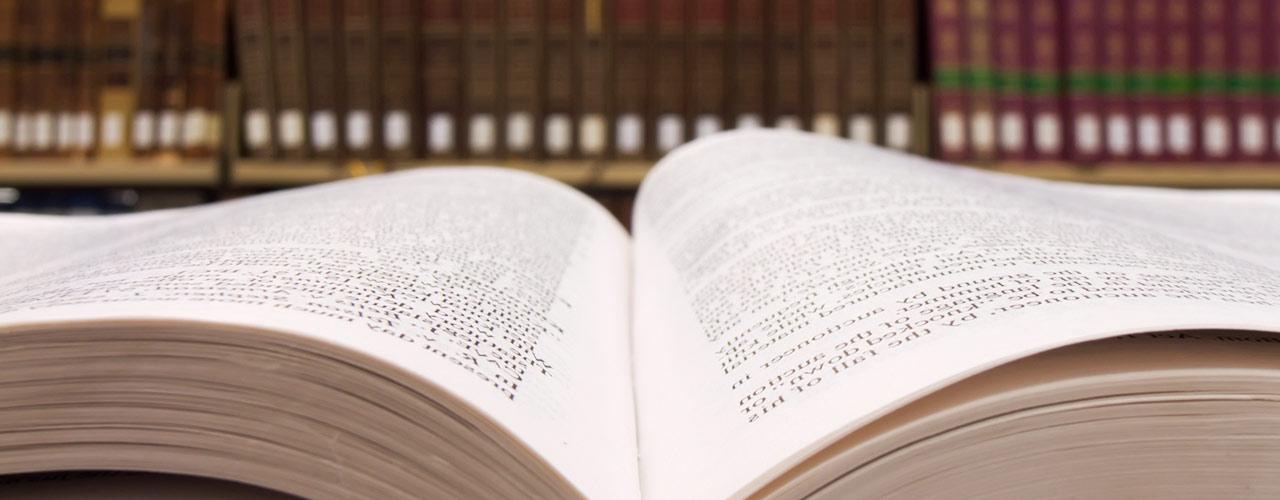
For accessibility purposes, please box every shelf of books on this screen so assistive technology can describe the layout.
[988,163,1280,189]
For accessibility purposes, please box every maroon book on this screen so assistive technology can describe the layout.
[1100,0,1132,160]
[928,0,968,161]
[1161,0,1197,162]
[1023,0,1064,160]
[1064,0,1104,163]
[1237,0,1273,161]
[992,0,1027,160]
[1129,0,1163,161]
[1196,0,1235,161]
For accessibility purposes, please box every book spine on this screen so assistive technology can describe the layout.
[612,0,647,159]
[1100,0,1131,160]
[1064,0,1103,163]
[1130,0,1162,161]
[769,0,805,130]
[731,0,766,130]
[184,0,223,157]
[269,0,307,158]
[379,0,419,161]
[158,0,191,156]
[57,0,84,155]
[1196,0,1233,161]
[579,0,607,158]
[845,0,876,142]
[504,0,540,159]
[809,0,839,136]
[991,0,1025,160]
[964,0,995,160]
[304,0,340,160]
[341,0,379,160]
[1161,0,1196,161]
[543,0,576,157]
[879,0,916,150]
[928,0,967,160]
[34,0,61,155]
[652,0,687,154]
[1024,0,1063,160]
[235,0,274,158]
[422,0,462,158]
[464,0,500,158]
[131,0,162,157]
[0,0,13,155]
[691,0,726,139]
[79,0,99,157]
[1236,0,1270,161]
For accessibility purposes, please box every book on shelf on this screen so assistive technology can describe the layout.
[3,130,1280,498]
[878,0,917,151]
[845,0,877,144]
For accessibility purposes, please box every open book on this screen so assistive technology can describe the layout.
[2,130,1279,499]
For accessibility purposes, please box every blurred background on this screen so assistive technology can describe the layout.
[0,0,1275,227]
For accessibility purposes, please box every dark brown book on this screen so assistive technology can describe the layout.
[992,0,1026,160]
[234,0,275,158]
[612,0,647,159]
[579,0,608,157]
[73,0,98,157]
[730,0,765,130]
[1161,0,1196,162]
[503,0,541,159]
[846,0,877,143]
[185,0,226,158]
[464,0,501,158]
[928,0,968,160]
[1100,0,1131,160]
[690,0,727,139]
[131,0,163,157]
[878,0,916,150]
[302,0,340,160]
[421,0,463,158]
[0,0,14,155]
[55,0,82,155]
[13,0,35,155]
[809,0,840,136]
[964,0,996,160]
[157,0,192,156]
[269,0,308,158]
[1024,0,1063,160]
[1129,0,1162,161]
[1235,0,1269,161]
[33,0,62,155]
[542,0,577,157]
[340,0,379,160]
[378,0,419,161]
[1195,0,1233,161]
[767,0,806,130]
[1064,0,1103,163]
[651,0,687,155]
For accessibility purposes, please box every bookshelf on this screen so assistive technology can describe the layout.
[986,163,1280,189]
[0,159,219,188]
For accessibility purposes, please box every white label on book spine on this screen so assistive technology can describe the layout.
[56,112,75,149]
[1137,113,1161,156]
[1239,114,1265,155]
[775,115,802,131]
[310,110,336,151]
[579,114,605,154]
[245,109,271,148]
[616,113,642,154]
[384,110,410,150]
[279,109,305,149]
[101,112,125,148]
[159,110,180,148]
[657,114,683,152]
[428,113,453,153]
[76,112,94,149]
[469,114,495,154]
[132,111,155,149]
[0,110,10,147]
[1106,114,1131,155]
[971,110,996,153]
[940,111,965,152]
[1203,116,1230,158]
[34,112,54,150]
[346,110,371,150]
[813,113,839,137]
[1074,113,1101,154]
[736,114,762,129]
[1167,113,1192,155]
[695,115,721,138]
[544,114,571,154]
[999,111,1025,152]
[16,113,32,150]
[886,113,911,150]
[183,109,207,148]
[849,114,874,143]
[506,112,533,152]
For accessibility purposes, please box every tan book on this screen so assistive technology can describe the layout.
[95,0,142,159]
[1,131,1279,499]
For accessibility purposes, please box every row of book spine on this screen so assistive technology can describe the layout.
[931,0,1280,163]
[234,0,919,163]
[0,0,226,160]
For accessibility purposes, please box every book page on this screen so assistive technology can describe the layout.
[631,131,1280,499]
[0,169,638,499]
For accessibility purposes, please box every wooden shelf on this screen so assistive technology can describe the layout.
[231,159,612,189]
[0,159,218,187]
[987,163,1280,189]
